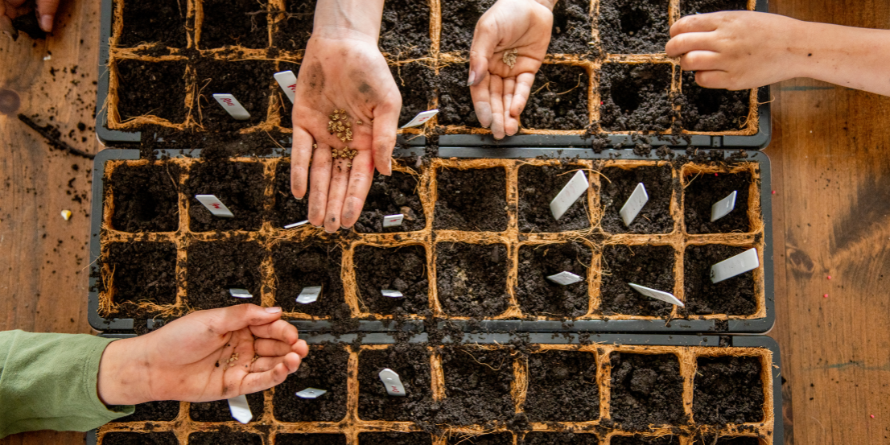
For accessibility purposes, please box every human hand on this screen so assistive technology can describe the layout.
[467,0,554,139]
[97,304,309,405]
[0,0,60,35]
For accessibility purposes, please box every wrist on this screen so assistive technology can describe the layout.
[97,338,152,406]
[312,0,385,43]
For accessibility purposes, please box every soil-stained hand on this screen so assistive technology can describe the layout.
[467,0,554,139]
[0,0,60,35]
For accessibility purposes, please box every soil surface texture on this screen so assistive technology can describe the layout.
[522,433,599,444]
[190,391,265,422]
[611,436,680,445]
[360,432,434,444]
[116,60,187,123]
[448,433,513,444]
[440,0,497,53]
[549,0,592,55]
[683,245,756,315]
[600,165,675,234]
[110,162,180,232]
[522,64,589,130]
[525,351,598,421]
[274,0,316,51]
[185,160,266,231]
[355,171,426,233]
[117,401,179,422]
[185,240,264,309]
[118,0,188,48]
[188,432,262,445]
[436,242,509,317]
[693,356,764,424]
[515,242,591,318]
[693,438,759,445]
[195,59,273,131]
[681,0,749,16]
[199,0,269,48]
[391,63,436,126]
[599,0,669,54]
[379,0,431,59]
[440,346,513,425]
[600,244,675,317]
[271,160,309,228]
[434,167,508,231]
[105,242,177,315]
[684,170,752,234]
[680,72,750,132]
[273,345,349,422]
[436,64,477,127]
[518,164,590,232]
[354,245,429,315]
[599,63,673,131]
[272,241,347,317]
[277,434,347,445]
[609,353,686,429]
[101,432,178,445]
[357,345,433,420]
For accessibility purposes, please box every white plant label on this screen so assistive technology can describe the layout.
[710,190,738,222]
[195,194,234,218]
[297,286,322,304]
[379,368,407,396]
[227,395,253,424]
[550,170,589,221]
[710,248,759,283]
[382,289,404,298]
[229,288,253,299]
[382,214,404,228]
[296,388,327,399]
[284,220,309,229]
[628,283,684,307]
[547,271,583,286]
[400,109,439,128]
[274,70,298,103]
[213,94,251,120]
[619,183,649,226]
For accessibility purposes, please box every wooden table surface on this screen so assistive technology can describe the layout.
[1,0,888,443]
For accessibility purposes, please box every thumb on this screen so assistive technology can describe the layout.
[204,304,284,334]
[36,0,59,32]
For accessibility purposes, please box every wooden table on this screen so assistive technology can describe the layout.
[1,0,888,443]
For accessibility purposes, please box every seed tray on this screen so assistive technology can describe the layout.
[95,0,770,149]
[88,147,773,333]
[88,334,782,445]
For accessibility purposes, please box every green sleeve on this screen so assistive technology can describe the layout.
[0,330,135,438]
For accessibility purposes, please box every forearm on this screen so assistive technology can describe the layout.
[794,21,890,96]
[313,0,385,42]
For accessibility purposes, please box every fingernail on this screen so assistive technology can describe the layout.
[467,70,476,87]
[40,14,53,32]
[265,306,282,313]
[0,17,14,36]
[475,102,492,128]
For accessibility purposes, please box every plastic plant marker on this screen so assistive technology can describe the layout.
[227,395,253,424]
[297,286,322,304]
[547,271,583,286]
[229,288,253,299]
[619,183,649,226]
[400,109,439,128]
[274,71,297,103]
[629,283,684,307]
[284,220,309,229]
[212,94,251,120]
[382,214,404,228]
[710,248,760,283]
[549,170,589,221]
[710,190,738,222]
[195,194,235,217]
[379,368,406,397]
[382,289,404,298]
[296,388,327,399]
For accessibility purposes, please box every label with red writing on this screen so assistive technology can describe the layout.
[195,194,235,217]
[212,94,251,120]
[274,71,298,104]
[378,368,406,397]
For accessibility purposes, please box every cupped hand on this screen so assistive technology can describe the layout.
[290,34,402,233]
[1,0,60,35]
[467,0,554,139]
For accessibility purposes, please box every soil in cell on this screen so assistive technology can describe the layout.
[599,0,669,54]
[110,162,180,232]
[104,242,177,315]
[600,165,674,234]
[101,432,178,445]
[185,240,264,309]
[118,0,188,48]
[271,160,309,228]
[357,345,433,421]
[611,436,681,445]
[274,0,316,51]
[440,0,497,53]
[390,63,436,127]
[439,346,514,425]
[436,63,477,127]
[189,391,265,422]
[194,59,274,131]
[273,345,349,422]
[683,244,757,316]
[276,434,348,445]
[515,242,592,318]
[116,60,187,123]
[693,356,765,425]
[187,432,262,445]
[184,160,265,232]
[680,72,750,132]
[434,167,508,231]
[448,433,513,444]
[436,242,509,317]
[272,241,347,317]
[117,401,179,422]
[525,351,599,422]
[681,0,749,16]
[360,432,434,444]
[683,170,752,234]
[199,0,269,48]
[379,0,431,59]
[609,353,686,429]
[354,245,429,316]
[518,164,590,233]
[599,63,673,132]
[600,244,676,317]
[522,433,599,444]
[549,0,592,55]
[355,171,427,233]
[522,64,590,130]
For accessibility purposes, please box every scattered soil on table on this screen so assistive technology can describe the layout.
[436,64,477,127]
[448,433,513,444]
[354,245,429,315]
[600,244,675,317]
[599,0,669,54]
[434,167,508,231]
[683,171,752,234]
[518,164,590,232]
[104,242,177,315]
[357,345,433,421]
[681,0,749,16]
[188,432,262,445]
[522,433,599,444]
[391,63,436,126]
[611,436,680,445]
[190,392,265,422]
[440,346,513,425]
[609,353,686,429]
[525,351,598,421]
[522,64,589,130]
[110,162,180,232]
[599,63,674,132]
[515,242,591,318]
[276,434,347,445]
[436,243,509,317]
[184,160,266,231]
[380,0,431,59]
[440,0,497,54]
[199,0,269,48]
[185,240,264,309]
[693,356,764,424]
[118,401,180,422]
[271,160,309,228]
[273,345,349,422]
[680,72,750,132]
[683,245,756,315]
[118,0,188,48]
[116,60,187,123]
[102,432,178,445]
[355,171,426,233]
[694,438,759,445]
[272,241,347,317]
[361,432,434,444]
[549,0,592,55]
[194,59,273,131]
[600,165,675,234]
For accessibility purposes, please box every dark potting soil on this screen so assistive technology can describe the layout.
[360,432,434,445]
[271,160,309,228]
[440,346,513,424]
[680,72,750,132]
[391,63,436,126]
[354,245,429,315]
[184,160,265,231]
[436,64,477,127]
[138,124,284,157]
[118,401,180,422]
[380,0,431,59]
[185,240,264,309]
[11,11,46,40]
[118,0,188,48]
[599,0,669,55]
[102,432,178,445]
[195,59,273,131]
[609,353,686,429]
[600,165,675,234]
[600,244,675,317]
[521,433,599,445]
[105,242,177,314]
[681,0,748,16]
[274,0,316,51]
[110,162,180,232]
[448,433,513,444]
[434,168,508,231]
[693,438,759,445]
[549,0,592,55]
[683,245,756,315]
[199,0,269,49]
[276,434,347,445]
[522,64,589,130]
[684,171,752,234]
[116,60,187,123]
[190,391,265,422]
[357,345,433,421]
[187,432,262,445]
[525,351,598,422]
[273,345,349,422]
[355,171,426,233]
[515,242,591,318]
[518,164,590,232]
[436,243,509,317]
[611,436,681,445]
[693,356,764,425]
[440,0,497,54]
[272,241,347,317]
[599,63,674,132]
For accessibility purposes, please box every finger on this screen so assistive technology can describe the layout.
[695,70,732,89]
[0,16,13,37]
[294,339,309,358]
[308,142,332,226]
[340,149,374,229]
[468,15,498,87]
[250,356,294,373]
[290,126,314,199]
[502,77,519,136]
[489,75,506,140]
[670,13,720,37]
[510,72,535,119]
[35,0,58,31]
[254,338,295,357]
[470,69,493,128]
[679,50,722,72]
[324,158,350,232]
[204,304,283,335]
[665,31,720,58]
[240,355,301,394]
[249,319,299,344]
[371,97,400,176]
